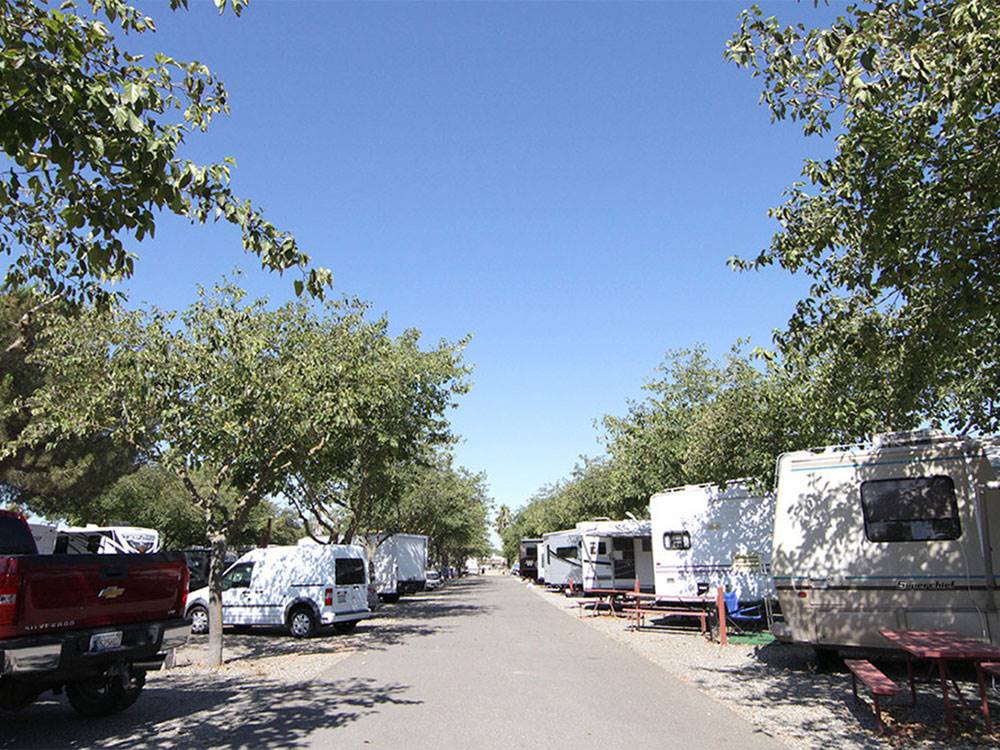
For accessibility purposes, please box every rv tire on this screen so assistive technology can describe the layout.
[813,647,841,672]
[287,606,318,638]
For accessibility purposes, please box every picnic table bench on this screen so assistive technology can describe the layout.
[845,659,905,734]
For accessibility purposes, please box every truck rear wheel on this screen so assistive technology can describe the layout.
[66,672,144,717]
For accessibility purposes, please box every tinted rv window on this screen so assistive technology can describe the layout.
[336,558,366,585]
[588,542,607,555]
[663,531,691,550]
[555,546,578,559]
[860,476,961,542]
[640,537,651,552]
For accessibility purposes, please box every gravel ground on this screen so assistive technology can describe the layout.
[527,581,1000,750]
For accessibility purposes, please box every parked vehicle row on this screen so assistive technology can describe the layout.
[524,429,1000,658]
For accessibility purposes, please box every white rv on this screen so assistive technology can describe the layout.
[577,519,654,593]
[536,537,548,584]
[540,529,583,591]
[649,482,775,603]
[518,538,541,581]
[369,533,428,601]
[185,544,372,637]
[772,430,1000,653]
[54,525,160,554]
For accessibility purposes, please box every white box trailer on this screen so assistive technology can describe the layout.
[185,543,372,637]
[540,529,583,591]
[54,525,160,554]
[370,533,428,601]
[650,482,775,604]
[772,429,1000,652]
[577,519,654,593]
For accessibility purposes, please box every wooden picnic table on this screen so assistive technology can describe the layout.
[879,628,1000,733]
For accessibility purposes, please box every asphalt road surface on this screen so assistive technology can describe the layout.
[2,576,784,749]
[309,575,782,749]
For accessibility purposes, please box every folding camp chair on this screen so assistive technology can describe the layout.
[723,592,764,634]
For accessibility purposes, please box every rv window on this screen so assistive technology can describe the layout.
[663,531,691,550]
[335,558,366,586]
[221,562,254,590]
[555,546,578,559]
[640,537,651,553]
[588,541,606,556]
[860,476,962,543]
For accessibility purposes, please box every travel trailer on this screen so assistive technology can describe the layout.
[540,529,583,591]
[185,544,372,637]
[519,538,541,580]
[536,537,547,584]
[772,430,1000,654]
[54,525,160,554]
[368,533,428,601]
[649,482,775,604]
[577,520,654,593]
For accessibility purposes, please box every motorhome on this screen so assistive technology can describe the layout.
[577,520,654,593]
[649,482,775,604]
[518,539,541,581]
[185,544,372,637]
[540,529,583,591]
[54,525,160,554]
[772,429,1000,654]
[368,533,428,601]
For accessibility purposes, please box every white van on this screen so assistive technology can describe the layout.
[540,529,583,591]
[54,525,160,554]
[772,429,1000,653]
[185,544,373,638]
[577,519,654,593]
[649,482,775,603]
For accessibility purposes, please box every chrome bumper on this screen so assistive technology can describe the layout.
[1,642,62,675]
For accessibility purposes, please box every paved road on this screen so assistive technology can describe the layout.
[1,576,784,749]
[309,575,783,749]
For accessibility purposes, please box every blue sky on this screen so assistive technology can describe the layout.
[104,1,842,515]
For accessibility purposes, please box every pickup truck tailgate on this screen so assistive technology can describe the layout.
[6,553,187,637]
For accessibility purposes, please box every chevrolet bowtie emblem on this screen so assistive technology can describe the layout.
[97,586,125,600]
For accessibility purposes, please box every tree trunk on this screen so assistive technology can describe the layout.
[206,530,228,668]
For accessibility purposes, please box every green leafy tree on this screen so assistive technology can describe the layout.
[7,282,449,666]
[493,504,512,538]
[725,0,1000,434]
[0,0,328,303]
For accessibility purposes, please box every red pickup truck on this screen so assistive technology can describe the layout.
[0,510,189,716]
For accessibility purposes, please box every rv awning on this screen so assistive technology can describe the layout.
[575,520,651,538]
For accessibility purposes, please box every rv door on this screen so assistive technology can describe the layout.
[612,538,636,583]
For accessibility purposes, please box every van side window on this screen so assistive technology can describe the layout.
[222,562,254,590]
[664,531,691,550]
[860,476,962,542]
[336,558,366,585]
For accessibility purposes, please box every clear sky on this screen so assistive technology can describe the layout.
[104,1,842,514]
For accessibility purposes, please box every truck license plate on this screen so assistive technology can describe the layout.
[89,631,123,652]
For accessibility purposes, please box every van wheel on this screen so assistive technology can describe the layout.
[333,621,358,635]
[188,605,209,635]
[66,672,144,717]
[287,606,317,638]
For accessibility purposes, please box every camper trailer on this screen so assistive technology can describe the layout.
[540,529,583,591]
[54,525,160,554]
[536,538,548,584]
[519,539,541,581]
[185,543,372,637]
[772,429,1000,653]
[649,482,775,604]
[369,533,429,601]
[28,522,58,554]
[578,520,654,593]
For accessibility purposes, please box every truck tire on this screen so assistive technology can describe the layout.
[66,672,144,717]
[287,606,317,638]
[333,620,358,635]
[188,604,209,635]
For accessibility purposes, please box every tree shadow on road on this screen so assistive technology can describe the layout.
[1,674,421,750]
